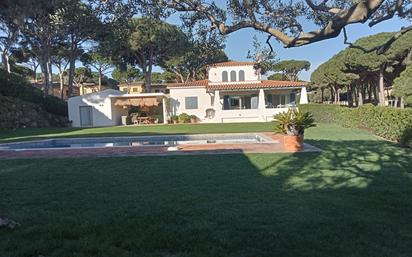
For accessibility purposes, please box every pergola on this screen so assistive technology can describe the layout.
[109,93,169,124]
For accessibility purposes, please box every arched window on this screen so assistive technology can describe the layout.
[230,70,236,82]
[239,70,245,81]
[222,71,228,82]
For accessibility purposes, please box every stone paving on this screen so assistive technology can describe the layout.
[0,133,321,159]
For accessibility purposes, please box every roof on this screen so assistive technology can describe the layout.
[118,82,168,87]
[167,80,306,91]
[208,61,256,68]
[109,92,167,99]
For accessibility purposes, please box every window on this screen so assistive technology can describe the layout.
[185,96,198,109]
[239,70,245,81]
[222,71,228,82]
[132,88,138,92]
[122,88,128,93]
[223,94,258,110]
[266,94,296,108]
[230,70,236,82]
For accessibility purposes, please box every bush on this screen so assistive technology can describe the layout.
[178,113,191,123]
[299,104,412,144]
[0,70,68,117]
[400,127,412,148]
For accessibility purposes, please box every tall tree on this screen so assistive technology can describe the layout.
[0,2,19,73]
[81,50,113,91]
[343,31,412,106]
[51,45,70,99]
[13,0,65,95]
[160,38,228,83]
[54,0,104,97]
[117,17,188,92]
[272,60,311,81]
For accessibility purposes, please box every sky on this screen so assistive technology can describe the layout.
[154,12,409,81]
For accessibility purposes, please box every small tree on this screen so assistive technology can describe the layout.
[112,65,141,93]
[247,36,278,75]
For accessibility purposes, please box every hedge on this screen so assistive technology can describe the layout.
[299,104,412,147]
[0,70,67,117]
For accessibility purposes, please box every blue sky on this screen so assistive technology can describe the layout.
[155,13,409,81]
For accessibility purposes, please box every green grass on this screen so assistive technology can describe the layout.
[0,123,275,143]
[1,124,412,257]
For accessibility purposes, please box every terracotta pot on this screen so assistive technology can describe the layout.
[284,135,304,152]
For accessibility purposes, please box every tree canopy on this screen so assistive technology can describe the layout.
[393,65,412,106]
[272,60,311,81]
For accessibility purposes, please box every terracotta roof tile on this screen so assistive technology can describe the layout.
[167,80,208,88]
[208,61,256,67]
[167,80,306,90]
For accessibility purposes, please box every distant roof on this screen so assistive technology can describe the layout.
[208,61,256,68]
[168,80,306,90]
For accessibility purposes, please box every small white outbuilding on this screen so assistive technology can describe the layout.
[68,89,169,127]
[68,89,128,127]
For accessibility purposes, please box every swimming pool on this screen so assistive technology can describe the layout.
[0,133,277,150]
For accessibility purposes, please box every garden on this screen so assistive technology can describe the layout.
[1,114,412,256]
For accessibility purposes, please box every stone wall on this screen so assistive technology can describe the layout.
[0,94,68,128]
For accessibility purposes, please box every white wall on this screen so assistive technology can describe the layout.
[168,87,212,121]
[68,90,124,127]
[208,65,260,83]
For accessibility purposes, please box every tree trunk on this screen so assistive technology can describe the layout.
[353,85,358,107]
[47,59,53,87]
[40,60,50,96]
[4,54,10,73]
[336,86,340,103]
[59,71,65,99]
[378,65,386,106]
[67,56,76,98]
[98,69,102,91]
[348,85,353,107]
[358,86,363,106]
[321,88,324,103]
[367,83,372,101]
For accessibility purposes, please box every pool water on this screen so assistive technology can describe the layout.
[0,133,276,150]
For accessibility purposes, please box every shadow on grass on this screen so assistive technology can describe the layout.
[0,138,411,257]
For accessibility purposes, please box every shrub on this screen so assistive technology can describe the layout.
[189,115,198,123]
[400,127,412,148]
[299,104,412,144]
[0,70,68,117]
[178,113,191,123]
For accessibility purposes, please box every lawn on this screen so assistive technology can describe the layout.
[1,124,412,257]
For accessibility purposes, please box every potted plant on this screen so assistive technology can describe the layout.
[190,115,198,123]
[171,115,179,124]
[273,109,316,151]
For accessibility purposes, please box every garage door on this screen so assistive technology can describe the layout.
[79,106,93,127]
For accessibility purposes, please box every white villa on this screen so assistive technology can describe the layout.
[68,61,308,127]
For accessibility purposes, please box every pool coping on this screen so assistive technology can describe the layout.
[0,132,322,159]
